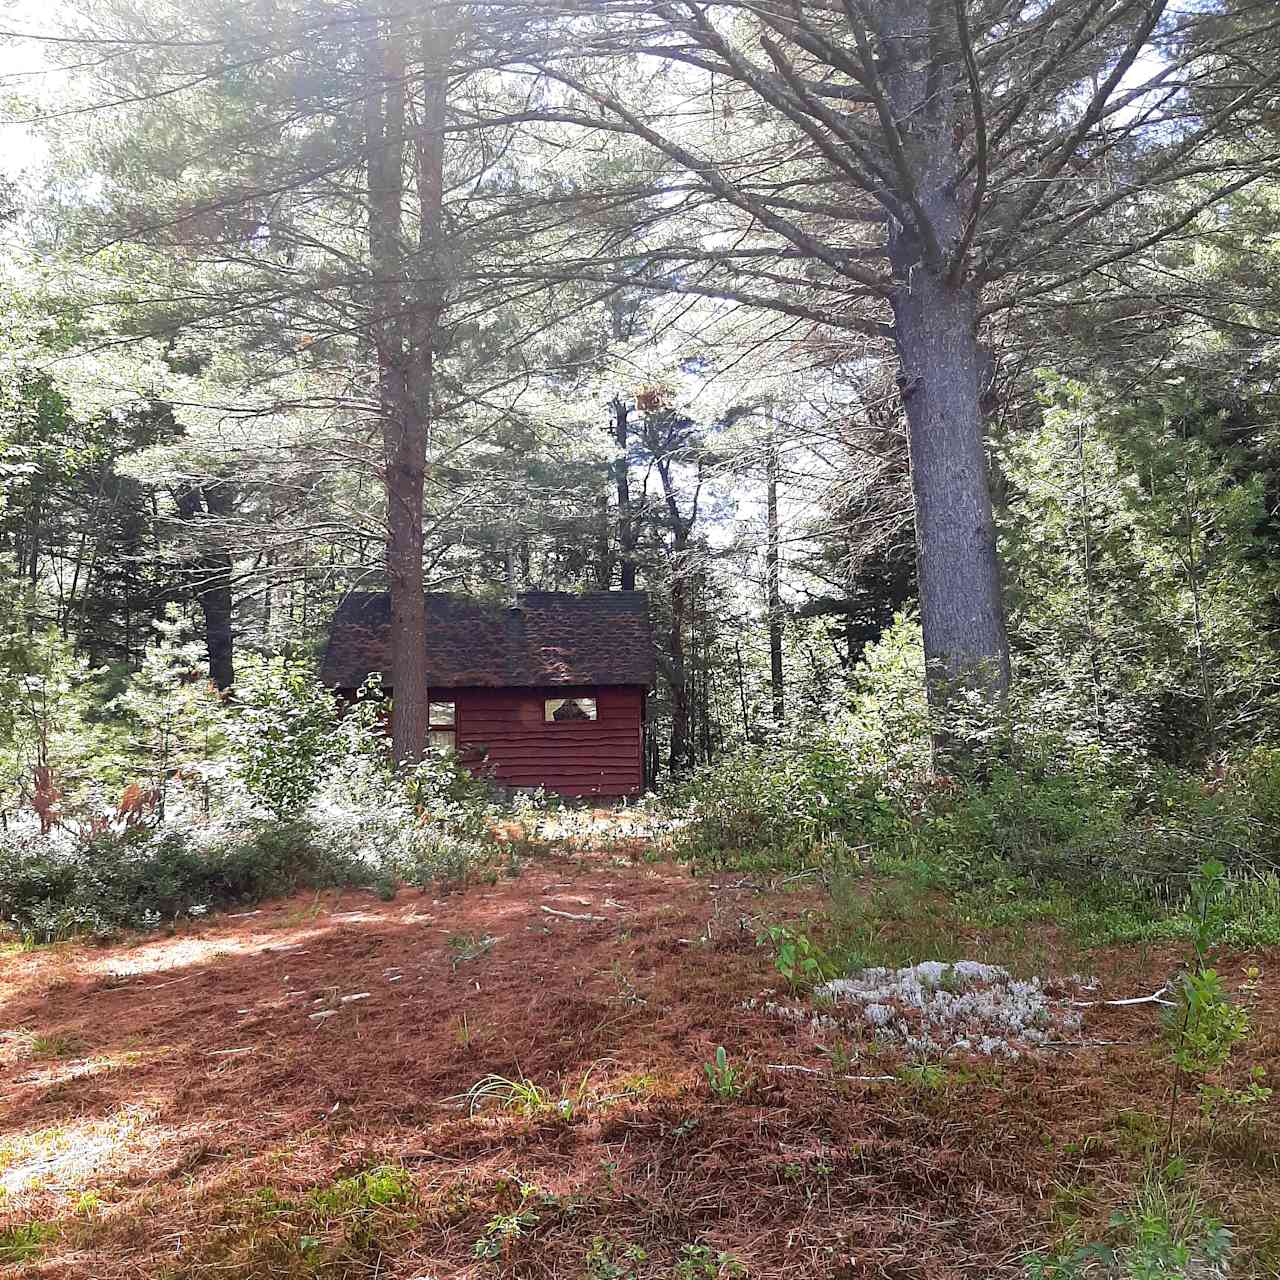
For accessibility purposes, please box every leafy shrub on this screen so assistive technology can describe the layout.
[902,746,1280,906]
[311,742,495,891]
[224,655,338,819]
[0,820,368,940]
[671,734,901,869]
[904,758,1131,891]
[757,922,834,989]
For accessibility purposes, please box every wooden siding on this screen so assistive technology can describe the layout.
[447,684,645,798]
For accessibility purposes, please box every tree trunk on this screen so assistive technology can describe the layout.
[611,396,637,592]
[593,491,612,590]
[891,268,1009,723]
[173,481,235,690]
[668,570,688,773]
[366,13,430,766]
[766,434,784,721]
[879,0,1009,735]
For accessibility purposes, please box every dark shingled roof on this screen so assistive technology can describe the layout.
[319,591,656,690]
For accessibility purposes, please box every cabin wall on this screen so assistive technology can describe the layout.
[448,684,645,798]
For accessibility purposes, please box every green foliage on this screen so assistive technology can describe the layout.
[0,1221,56,1263]
[703,1047,746,1099]
[473,1207,540,1260]
[896,1062,949,1092]
[447,932,496,967]
[0,819,367,940]
[225,655,337,819]
[114,606,225,818]
[1177,967,1232,1053]
[249,1164,416,1266]
[0,609,125,818]
[757,922,833,989]
[1163,861,1272,1133]
[306,1165,413,1216]
[1001,377,1280,765]
[30,1032,83,1058]
[671,1244,746,1279]
[584,1236,648,1280]
[402,748,495,835]
[671,733,901,869]
[1023,1169,1232,1280]
[462,1074,555,1118]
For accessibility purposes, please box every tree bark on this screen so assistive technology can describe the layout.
[880,0,1010,733]
[366,13,430,766]
[593,491,612,589]
[891,268,1009,723]
[766,433,784,721]
[668,570,689,772]
[173,480,235,690]
[611,395,637,592]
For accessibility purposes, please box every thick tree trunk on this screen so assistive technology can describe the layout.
[890,269,1009,720]
[366,14,430,766]
[879,0,1009,736]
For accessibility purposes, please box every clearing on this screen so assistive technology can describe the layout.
[2,850,1278,1278]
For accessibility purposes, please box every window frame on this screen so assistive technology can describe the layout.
[543,695,599,724]
[428,698,457,751]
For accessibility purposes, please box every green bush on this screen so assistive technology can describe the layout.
[670,735,902,869]
[0,820,368,940]
[905,760,1130,890]
[224,655,338,819]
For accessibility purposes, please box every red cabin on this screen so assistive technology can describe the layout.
[320,591,655,798]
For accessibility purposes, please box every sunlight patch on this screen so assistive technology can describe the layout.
[0,1106,156,1197]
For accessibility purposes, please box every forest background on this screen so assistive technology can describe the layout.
[4,0,1280,935]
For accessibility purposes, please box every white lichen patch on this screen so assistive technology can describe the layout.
[760,960,1091,1057]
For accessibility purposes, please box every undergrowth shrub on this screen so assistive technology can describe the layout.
[224,655,338,819]
[906,750,1280,903]
[670,735,901,869]
[668,711,1280,949]
[1023,1162,1233,1280]
[0,820,368,940]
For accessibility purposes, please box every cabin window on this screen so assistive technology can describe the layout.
[429,699,456,751]
[545,696,597,723]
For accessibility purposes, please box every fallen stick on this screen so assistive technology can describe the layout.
[207,1047,255,1056]
[1071,987,1173,1008]
[540,906,607,923]
[1044,1040,1145,1048]
[138,974,197,992]
[766,1064,895,1082]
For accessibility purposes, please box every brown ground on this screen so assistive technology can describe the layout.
[2,850,1278,1279]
